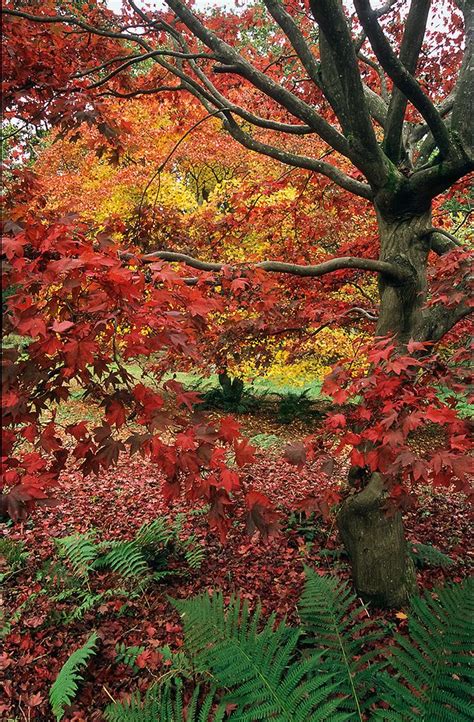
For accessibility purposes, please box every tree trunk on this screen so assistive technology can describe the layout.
[218,371,244,404]
[338,474,417,607]
[337,208,431,607]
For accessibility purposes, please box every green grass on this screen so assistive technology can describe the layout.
[165,371,323,400]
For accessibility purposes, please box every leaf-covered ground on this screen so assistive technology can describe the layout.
[1,409,472,720]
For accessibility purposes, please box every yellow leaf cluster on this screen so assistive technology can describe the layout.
[229,327,368,385]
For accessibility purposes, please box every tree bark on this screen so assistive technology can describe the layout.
[338,473,417,607]
[218,371,244,404]
[338,208,432,607]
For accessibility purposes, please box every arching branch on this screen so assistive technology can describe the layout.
[137,250,411,284]
[163,0,354,160]
[310,0,387,185]
[221,116,374,200]
[422,227,462,256]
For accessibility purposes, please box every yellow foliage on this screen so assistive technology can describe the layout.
[229,327,368,385]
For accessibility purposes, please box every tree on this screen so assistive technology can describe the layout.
[1,0,472,606]
[30,90,376,387]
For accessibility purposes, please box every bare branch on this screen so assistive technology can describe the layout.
[1,8,147,44]
[261,0,322,89]
[421,301,473,342]
[358,52,390,104]
[383,0,432,164]
[101,85,185,99]
[86,49,217,90]
[221,116,374,200]
[309,0,387,185]
[138,250,411,283]
[164,0,354,160]
[354,0,399,52]
[451,0,474,160]
[421,227,462,255]
[74,53,148,79]
[354,0,452,159]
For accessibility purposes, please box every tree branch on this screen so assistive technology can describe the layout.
[138,250,410,283]
[451,0,473,161]
[420,301,473,342]
[421,227,462,255]
[85,49,217,90]
[220,116,374,199]
[1,8,146,43]
[309,0,387,185]
[383,0,432,164]
[354,0,452,159]
[262,0,322,89]
[163,0,354,160]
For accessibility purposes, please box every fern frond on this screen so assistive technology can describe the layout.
[410,543,454,568]
[298,566,383,718]
[103,682,224,722]
[94,541,149,580]
[49,632,98,720]
[56,533,98,578]
[134,518,173,548]
[173,591,344,721]
[62,589,126,624]
[115,643,146,669]
[375,577,474,721]
[180,535,205,569]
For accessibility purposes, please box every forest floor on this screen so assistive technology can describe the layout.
[1,400,473,721]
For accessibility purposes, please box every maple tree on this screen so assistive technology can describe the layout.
[30,91,374,389]
[1,0,473,608]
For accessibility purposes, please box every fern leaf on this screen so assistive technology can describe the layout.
[181,535,205,569]
[298,566,383,719]
[95,541,149,580]
[375,577,474,721]
[115,643,146,669]
[103,682,224,721]
[410,543,454,569]
[56,533,97,578]
[49,632,98,720]
[134,518,173,548]
[173,591,344,721]
[63,589,126,624]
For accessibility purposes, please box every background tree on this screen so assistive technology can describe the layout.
[31,89,376,387]
[2,0,472,606]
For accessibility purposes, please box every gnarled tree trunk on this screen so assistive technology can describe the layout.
[337,208,432,607]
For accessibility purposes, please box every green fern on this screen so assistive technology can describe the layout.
[49,632,98,720]
[173,591,345,721]
[374,577,474,721]
[180,535,205,569]
[298,567,383,718]
[103,575,473,721]
[56,532,98,578]
[94,541,149,580]
[410,542,454,569]
[0,538,29,581]
[104,681,225,722]
[135,518,174,548]
[157,644,193,680]
[115,642,146,669]
[62,589,126,624]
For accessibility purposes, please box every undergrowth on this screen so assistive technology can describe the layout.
[47,570,473,721]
